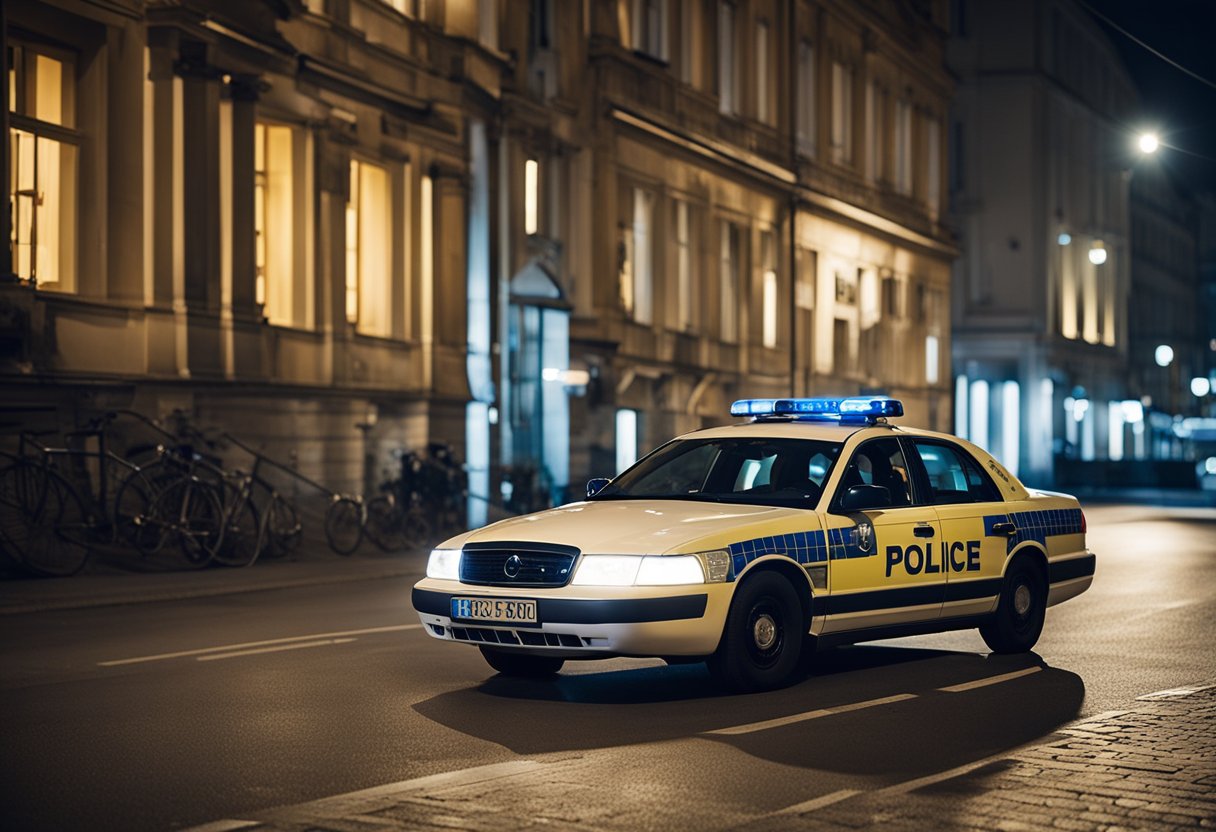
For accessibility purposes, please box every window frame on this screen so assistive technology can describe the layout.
[905,438,1004,506]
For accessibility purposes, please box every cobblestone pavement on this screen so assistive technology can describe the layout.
[192,680,1216,832]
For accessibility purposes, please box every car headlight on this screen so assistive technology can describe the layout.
[426,549,461,580]
[571,554,710,586]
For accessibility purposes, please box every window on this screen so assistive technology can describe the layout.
[830,62,852,164]
[925,334,939,384]
[346,159,392,337]
[881,274,900,318]
[796,41,815,156]
[718,2,737,115]
[8,44,78,292]
[719,220,740,343]
[254,122,300,326]
[625,188,653,324]
[895,100,913,195]
[595,437,844,509]
[675,199,694,331]
[926,116,941,214]
[760,232,777,348]
[524,158,540,235]
[633,0,668,61]
[615,409,639,474]
[478,0,498,50]
[859,268,880,329]
[834,438,912,510]
[912,441,1001,504]
[866,81,885,182]
[755,20,771,124]
[679,0,702,86]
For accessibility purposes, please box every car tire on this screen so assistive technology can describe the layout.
[979,557,1047,654]
[708,571,804,693]
[479,646,564,678]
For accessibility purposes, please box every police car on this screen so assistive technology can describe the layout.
[411,397,1095,692]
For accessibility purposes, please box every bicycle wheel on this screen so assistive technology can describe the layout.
[402,507,432,550]
[324,496,363,555]
[112,467,158,554]
[0,461,91,577]
[365,495,409,552]
[262,495,302,559]
[151,478,223,567]
[212,487,261,568]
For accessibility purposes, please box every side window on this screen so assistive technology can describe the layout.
[834,438,912,509]
[913,441,1002,505]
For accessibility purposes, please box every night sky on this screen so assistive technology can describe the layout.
[1086,0,1216,196]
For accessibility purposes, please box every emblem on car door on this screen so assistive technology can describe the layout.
[856,521,874,553]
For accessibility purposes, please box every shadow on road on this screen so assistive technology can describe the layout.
[411,645,1085,779]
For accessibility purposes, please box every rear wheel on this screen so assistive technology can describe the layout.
[708,571,803,692]
[0,462,91,577]
[479,646,564,678]
[324,497,363,555]
[364,495,408,552]
[979,558,1046,654]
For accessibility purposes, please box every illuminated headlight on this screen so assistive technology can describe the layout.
[426,549,461,580]
[572,555,707,586]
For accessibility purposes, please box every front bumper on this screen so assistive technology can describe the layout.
[411,578,732,658]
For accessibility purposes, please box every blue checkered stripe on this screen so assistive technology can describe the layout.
[727,530,828,578]
[726,527,873,578]
[984,508,1083,553]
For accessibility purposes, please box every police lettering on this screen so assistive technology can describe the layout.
[886,541,982,577]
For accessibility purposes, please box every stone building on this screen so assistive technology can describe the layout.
[2,0,955,516]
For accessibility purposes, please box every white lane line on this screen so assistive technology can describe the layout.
[196,638,357,662]
[181,821,261,832]
[98,624,423,667]
[705,693,917,736]
[773,789,862,815]
[938,666,1040,692]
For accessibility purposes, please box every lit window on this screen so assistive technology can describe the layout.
[524,158,539,235]
[254,122,298,325]
[615,409,639,474]
[830,61,852,164]
[925,334,939,384]
[761,232,777,348]
[9,46,78,292]
[796,41,815,156]
[346,159,392,337]
[629,188,653,324]
[718,2,736,115]
[895,100,913,195]
[859,269,880,329]
[676,200,694,331]
[633,0,667,60]
[478,0,498,50]
[755,20,771,124]
[719,221,739,343]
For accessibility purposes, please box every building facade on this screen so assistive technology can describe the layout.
[2,0,955,517]
[948,0,1138,487]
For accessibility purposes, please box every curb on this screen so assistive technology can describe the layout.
[0,560,421,616]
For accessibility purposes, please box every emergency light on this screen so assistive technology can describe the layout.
[729,396,904,423]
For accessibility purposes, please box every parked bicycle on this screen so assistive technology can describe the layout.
[364,443,467,552]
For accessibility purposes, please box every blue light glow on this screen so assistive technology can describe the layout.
[730,397,904,423]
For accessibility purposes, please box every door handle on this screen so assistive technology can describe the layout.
[913,524,935,538]
[990,522,1017,536]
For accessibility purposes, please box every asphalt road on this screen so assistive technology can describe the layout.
[1,504,1213,831]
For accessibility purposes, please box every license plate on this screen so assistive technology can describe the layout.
[450,597,538,624]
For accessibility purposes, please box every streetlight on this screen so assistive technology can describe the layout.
[1155,345,1174,367]
[1088,241,1107,265]
[1192,377,1211,398]
[1138,133,1160,154]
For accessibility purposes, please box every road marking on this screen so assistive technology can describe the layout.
[1137,684,1214,701]
[938,666,1040,692]
[773,789,862,815]
[705,693,917,736]
[98,624,423,667]
[196,638,357,662]
[182,821,261,832]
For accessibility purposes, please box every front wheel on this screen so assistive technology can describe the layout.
[708,571,804,693]
[979,558,1046,654]
[479,647,564,678]
[324,497,363,555]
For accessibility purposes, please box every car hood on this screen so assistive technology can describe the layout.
[463,499,808,555]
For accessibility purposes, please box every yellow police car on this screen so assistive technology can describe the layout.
[411,397,1095,692]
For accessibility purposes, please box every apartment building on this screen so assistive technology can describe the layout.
[2,0,955,512]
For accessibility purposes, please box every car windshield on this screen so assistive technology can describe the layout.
[592,437,843,509]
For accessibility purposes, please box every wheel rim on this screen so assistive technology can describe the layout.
[1013,583,1032,617]
[745,599,785,668]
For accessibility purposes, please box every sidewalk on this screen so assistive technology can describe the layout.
[0,545,424,616]
[184,682,1216,832]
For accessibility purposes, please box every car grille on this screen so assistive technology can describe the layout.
[459,542,579,587]
[446,626,586,648]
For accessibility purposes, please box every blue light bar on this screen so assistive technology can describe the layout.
[730,396,904,423]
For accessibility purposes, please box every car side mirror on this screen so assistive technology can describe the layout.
[840,484,891,512]
[586,477,611,497]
